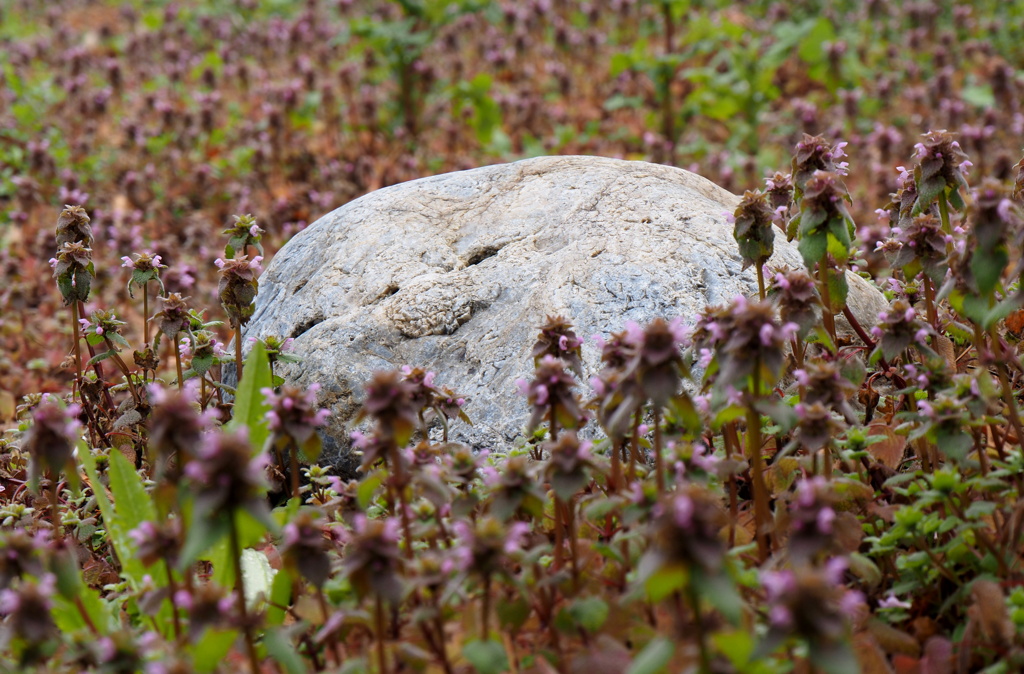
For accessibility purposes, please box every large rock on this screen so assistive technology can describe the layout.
[244,156,886,475]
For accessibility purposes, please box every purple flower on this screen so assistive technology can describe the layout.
[878,594,912,610]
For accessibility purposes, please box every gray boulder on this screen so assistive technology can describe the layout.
[244,156,886,475]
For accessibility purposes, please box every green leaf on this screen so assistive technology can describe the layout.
[567,596,609,633]
[462,639,510,674]
[497,596,532,631]
[226,340,273,451]
[264,628,309,674]
[87,349,118,366]
[696,570,742,625]
[962,84,995,108]
[798,232,827,268]
[205,510,272,586]
[711,630,755,669]
[180,513,230,571]
[796,18,835,66]
[972,247,1008,297]
[357,471,385,509]
[300,433,323,463]
[241,549,277,610]
[78,447,153,585]
[627,637,674,674]
[809,639,859,674]
[267,571,293,626]
[644,563,687,602]
[192,629,239,673]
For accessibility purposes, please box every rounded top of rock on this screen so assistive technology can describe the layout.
[245,155,884,468]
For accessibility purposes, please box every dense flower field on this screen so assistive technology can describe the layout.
[2,1,1024,672]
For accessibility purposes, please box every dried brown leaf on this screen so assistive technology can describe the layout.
[867,423,907,470]
[868,619,921,657]
[854,632,895,674]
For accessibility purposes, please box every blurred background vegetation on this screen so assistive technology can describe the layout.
[1,0,1022,404]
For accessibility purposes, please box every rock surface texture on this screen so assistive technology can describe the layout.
[245,156,886,474]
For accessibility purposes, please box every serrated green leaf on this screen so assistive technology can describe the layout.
[267,571,293,626]
[696,570,743,625]
[568,596,609,632]
[798,232,827,268]
[627,637,674,674]
[497,596,531,631]
[264,628,308,674]
[78,447,152,585]
[357,471,384,510]
[193,629,239,673]
[226,340,272,451]
[463,639,509,674]
[87,349,117,366]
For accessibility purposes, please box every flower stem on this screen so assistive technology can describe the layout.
[747,368,770,561]
[686,581,710,673]
[481,573,491,640]
[229,514,261,674]
[70,302,83,403]
[165,563,183,642]
[375,595,390,674]
[756,262,766,302]
[143,284,150,347]
[234,323,244,385]
[817,256,837,350]
[174,332,184,391]
[653,407,665,493]
[290,438,301,501]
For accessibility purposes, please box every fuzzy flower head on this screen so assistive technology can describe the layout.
[793,401,843,453]
[518,355,586,434]
[966,178,1024,294]
[356,369,420,450]
[0,575,58,647]
[151,293,190,339]
[263,384,330,463]
[764,171,794,213]
[888,213,950,284]
[793,170,855,268]
[487,455,545,521]
[185,428,270,524]
[147,383,212,480]
[399,366,470,433]
[733,190,775,270]
[788,477,841,562]
[768,266,820,338]
[216,255,262,326]
[760,561,863,651]
[531,315,584,377]
[543,432,594,501]
[791,135,851,199]
[21,400,82,493]
[871,298,933,361]
[794,358,859,424]
[222,213,265,258]
[122,251,167,298]
[912,130,971,215]
[644,486,728,574]
[451,516,530,577]
[55,204,92,248]
[693,298,793,397]
[0,529,49,590]
[342,515,403,603]
[51,241,93,305]
[129,519,182,569]
[280,509,331,588]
